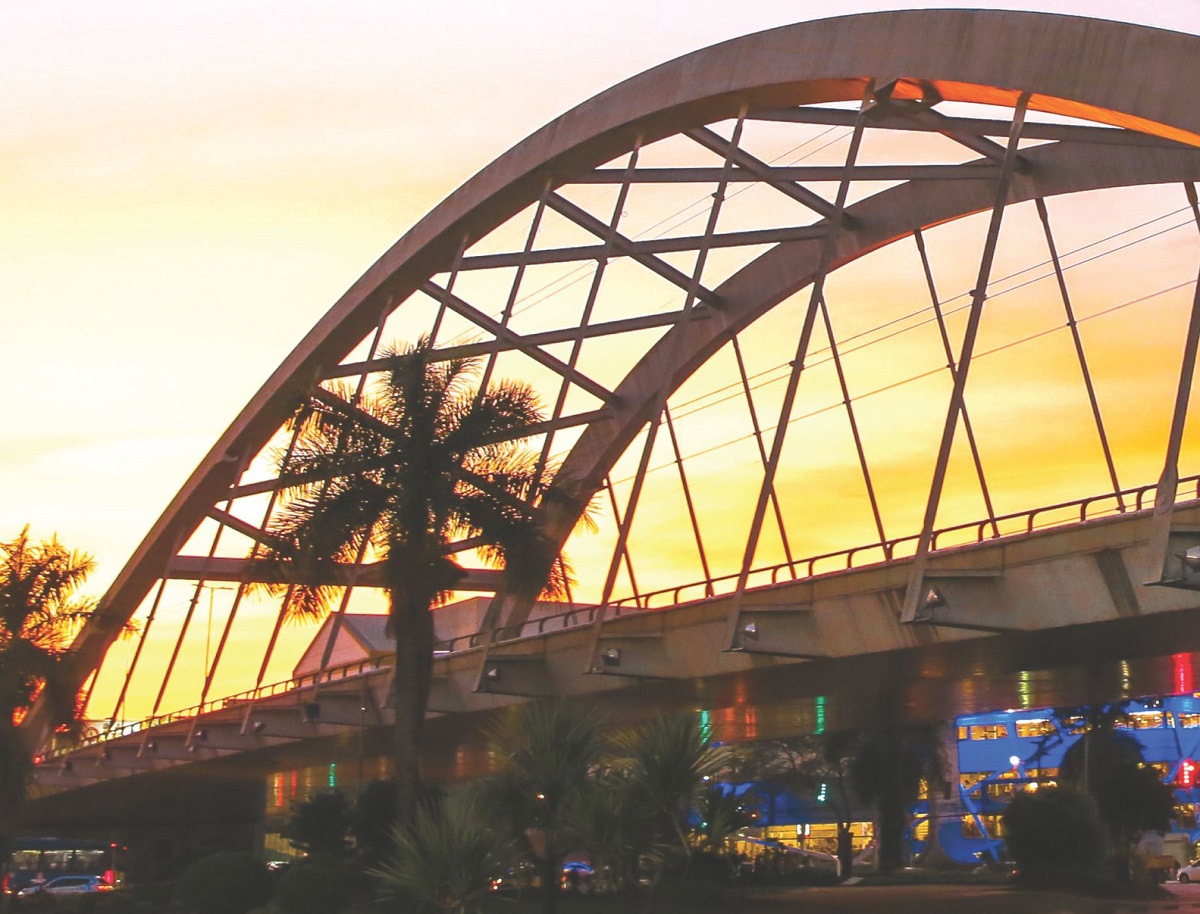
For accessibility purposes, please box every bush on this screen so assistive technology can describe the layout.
[271,859,356,914]
[283,791,352,857]
[371,793,513,914]
[174,850,271,914]
[1003,786,1106,877]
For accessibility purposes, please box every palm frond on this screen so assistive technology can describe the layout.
[371,791,513,914]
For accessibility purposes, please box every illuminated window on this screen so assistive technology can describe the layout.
[970,724,1009,740]
[1179,713,1200,728]
[957,726,969,741]
[960,773,988,792]
[962,815,1005,839]
[1131,712,1165,729]
[1015,719,1055,738]
[988,782,1016,798]
[1176,803,1197,829]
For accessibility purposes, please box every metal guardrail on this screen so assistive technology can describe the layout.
[606,473,1199,611]
[42,656,390,759]
[43,473,1200,759]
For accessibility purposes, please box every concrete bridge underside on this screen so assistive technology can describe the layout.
[29,492,1200,803]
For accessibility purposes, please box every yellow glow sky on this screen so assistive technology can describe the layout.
[5,2,1200,720]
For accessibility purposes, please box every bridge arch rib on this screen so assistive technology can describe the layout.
[48,10,1200,746]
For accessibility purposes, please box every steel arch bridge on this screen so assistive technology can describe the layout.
[27,9,1200,787]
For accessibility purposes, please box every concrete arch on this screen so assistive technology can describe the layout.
[61,11,1200,723]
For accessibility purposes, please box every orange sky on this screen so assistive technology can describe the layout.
[5,1,1200,720]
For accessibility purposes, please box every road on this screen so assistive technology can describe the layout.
[738,883,1200,913]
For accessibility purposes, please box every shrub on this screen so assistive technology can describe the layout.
[1003,786,1106,877]
[371,793,513,914]
[283,790,352,857]
[271,859,356,914]
[174,850,271,914]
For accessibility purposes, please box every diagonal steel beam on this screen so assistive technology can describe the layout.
[419,279,618,405]
[1034,196,1125,509]
[544,193,724,307]
[732,335,795,574]
[226,408,610,501]
[885,101,1013,164]
[913,227,998,537]
[328,310,713,378]
[1146,182,1200,577]
[455,224,827,271]
[165,554,503,590]
[730,80,877,615]
[686,126,843,222]
[754,105,1197,150]
[819,295,887,546]
[207,507,286,550]
[575,163,1002,184]
[901,92,1032,624]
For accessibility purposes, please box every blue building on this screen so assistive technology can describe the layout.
[949,693,1200,864]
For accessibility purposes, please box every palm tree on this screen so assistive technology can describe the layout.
[1059,703,1142,795]
[610,712,731,902]
[481,699,607,914]
[849,700,945,874]
[1059,702,1173,879]
[260,337,574,822]
[372,791,514,914]
[746,732,861,879]
[0,528,97,843]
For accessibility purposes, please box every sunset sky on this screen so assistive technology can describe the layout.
[5,0,1200,696]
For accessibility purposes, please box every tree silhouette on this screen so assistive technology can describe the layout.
[849,700,945,874]
[283,790,352,857]
[260,337,578,822]
[0,528,97,843]
[744,732,861,878]
[1059,703,1174,879]
[481,699,607,914]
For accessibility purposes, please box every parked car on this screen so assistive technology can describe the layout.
[1177,860,1200,883]
[17,875,113,896]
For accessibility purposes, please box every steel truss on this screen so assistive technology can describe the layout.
[32,11,1200,756]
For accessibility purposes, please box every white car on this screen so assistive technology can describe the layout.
[17,875,112,896]
[1177,860,1200,883]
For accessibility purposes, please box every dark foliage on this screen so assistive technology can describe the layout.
[173,851,271,914]
[1003,786,1106,876]
[353,778,399,860]
[271,858,357,914]
[283,790,352,856]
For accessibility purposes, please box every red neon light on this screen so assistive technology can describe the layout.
[1178,758,1197,788]
[1175,653,1194,694]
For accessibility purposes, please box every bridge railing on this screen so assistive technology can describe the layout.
[40,655,393,760]
[604,473,1199,611]
[45,473,1200,760]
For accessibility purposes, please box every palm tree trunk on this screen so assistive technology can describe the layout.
[391,586,434,825]
[539,851,562,914]
[877,771,907,873]
[0,723,30,845]
[837,822,854,880]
